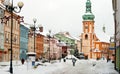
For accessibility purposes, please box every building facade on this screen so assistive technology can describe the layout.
[54,32,77,58]
[112,0,120,72]
[0,1,21,61]
[28,25,44,60]
[81,0,96,58]
[20,24,29,60]
[36,32,44,59]
[0,4,4,61]
[3,10,21,61]
[81,0,110,59]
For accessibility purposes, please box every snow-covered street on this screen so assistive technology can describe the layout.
[0,57,119,74]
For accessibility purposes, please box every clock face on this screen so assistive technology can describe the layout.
[0,8,4,18]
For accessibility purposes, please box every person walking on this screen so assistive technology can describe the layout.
[21,58,25,64]
[107,56,109,62]
[72,58,76,66]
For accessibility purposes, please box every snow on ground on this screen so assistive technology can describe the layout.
[0,55,119,74]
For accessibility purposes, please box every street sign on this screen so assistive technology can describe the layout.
[109,42,115,50]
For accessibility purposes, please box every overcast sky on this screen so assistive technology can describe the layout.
[13,0,114,37]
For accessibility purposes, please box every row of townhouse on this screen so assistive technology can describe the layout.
[0,0,80,62]
[20,23,80,61]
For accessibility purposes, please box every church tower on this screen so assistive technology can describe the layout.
[81,0,95,58]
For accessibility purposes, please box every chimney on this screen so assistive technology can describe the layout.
[39,24,43,32]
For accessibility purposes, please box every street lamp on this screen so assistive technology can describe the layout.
[47,30,51,62]
[3,0,24,74]
[30,18,37,53]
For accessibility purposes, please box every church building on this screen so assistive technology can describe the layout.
[80,0,112,59]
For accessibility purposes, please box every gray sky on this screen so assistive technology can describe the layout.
[14,0,114,37]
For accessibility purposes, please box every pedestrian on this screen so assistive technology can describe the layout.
[63,58,66,62]
[72,58,76,66]
[21,58,25,64]
[103,56,105,60]
[107,56,109,62]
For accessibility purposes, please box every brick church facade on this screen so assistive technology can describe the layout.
[80,0,112,59]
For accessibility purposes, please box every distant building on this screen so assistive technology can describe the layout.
[28,24,44,60]
[80,0,111,59]
[35,26,44,59]
[43,30,62,60]
[20,24,29,60]
[54,32,79,57]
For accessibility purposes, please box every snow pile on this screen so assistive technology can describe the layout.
[65,55,79,60]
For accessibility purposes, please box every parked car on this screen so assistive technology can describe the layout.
[41,58,49,63]
[77,52,85,59]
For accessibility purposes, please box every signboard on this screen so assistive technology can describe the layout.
[109,42,115,50]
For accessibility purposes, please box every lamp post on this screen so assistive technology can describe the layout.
[3,0,24,74]
[33,18,37,53]
[29,18,37,53]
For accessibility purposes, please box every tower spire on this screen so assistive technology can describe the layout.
[86,0,91,13]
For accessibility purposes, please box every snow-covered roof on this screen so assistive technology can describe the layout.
[72,36,80,41]
[20,22,30,29]
[65,35,75,40]
[95,30,110,43]
[36,30,47,36]
[57,32,79,40]
[65,55,79,60]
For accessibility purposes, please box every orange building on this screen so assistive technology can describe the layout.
[80,0,111,59]
[28,25,44,60]
[36,33,44,59]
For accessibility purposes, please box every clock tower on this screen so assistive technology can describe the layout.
[81,0,95,58]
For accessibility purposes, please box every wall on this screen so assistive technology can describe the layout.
[20,24,29,60]
[4,11,21,61]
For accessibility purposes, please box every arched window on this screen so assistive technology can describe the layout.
[93,35,94,39]
[85,34,88,40]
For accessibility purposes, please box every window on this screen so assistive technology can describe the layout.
[85,34,88,40]
[93,35,94,39]
[85,25,88,29]
[8,19,11,27]
[8,33,10,43]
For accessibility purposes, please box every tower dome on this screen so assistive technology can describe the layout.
[82,0,95,21]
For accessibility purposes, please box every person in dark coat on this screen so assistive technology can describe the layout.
[72,58,76,66]
[21,58,25,64]
[107,56,110,62]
